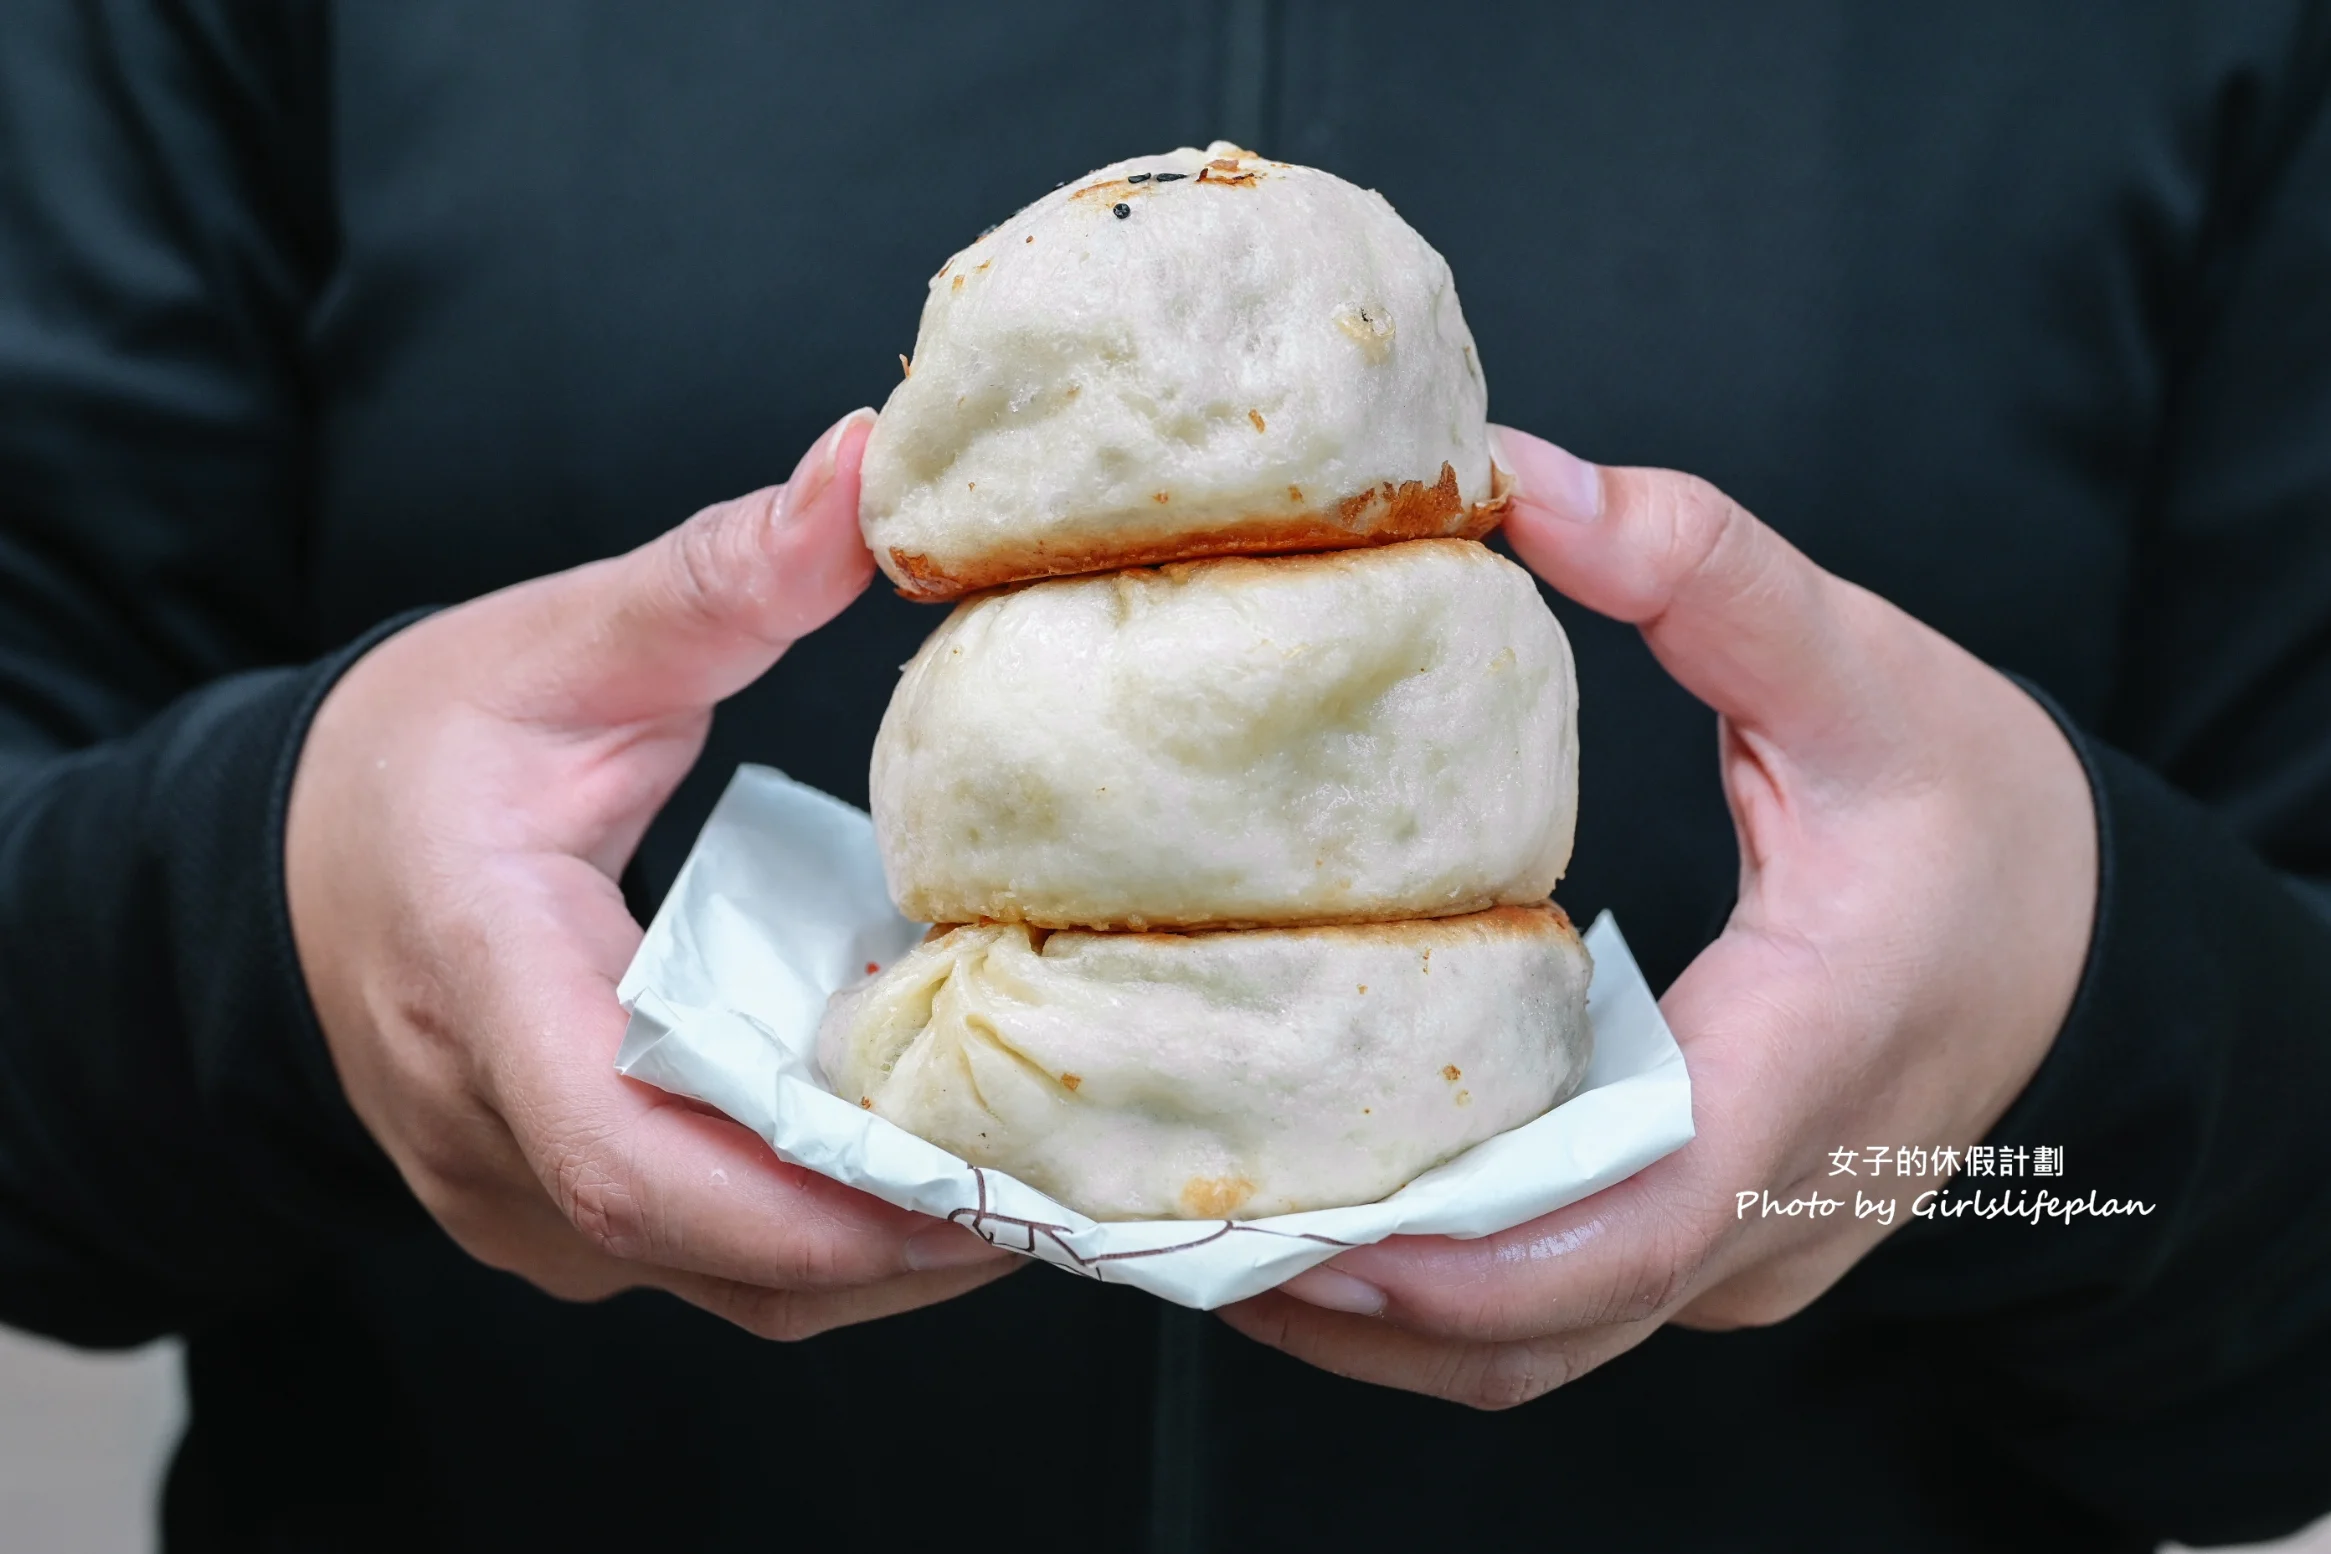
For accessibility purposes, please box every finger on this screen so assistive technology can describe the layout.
[657,1257,1025,1343]
[1219,1290,1658,1411]
[479,857,1014,1289]
[504,407,880,726]
[409,1075,1015,1315]
[1271,1158,1709,1346]
[400,1102,655,1304]
[550,1093,1012,1285]
[1493,425,1922,772]
[430,1136,1021,1320]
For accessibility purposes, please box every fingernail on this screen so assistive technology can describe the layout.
[1494,426,1603,523]
[1280,1265,1387,1316]
[778,407,877,525]
[904,1222,1010,1272]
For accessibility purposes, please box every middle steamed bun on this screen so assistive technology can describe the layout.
[861,143,1502,600]
[872,538,1577,930]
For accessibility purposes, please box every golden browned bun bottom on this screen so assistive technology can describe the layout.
[884,464,1511,602]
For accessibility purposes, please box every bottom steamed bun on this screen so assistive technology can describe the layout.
[816,904,1592,1221]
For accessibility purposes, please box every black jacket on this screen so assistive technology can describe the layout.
[3,3,2330,1550]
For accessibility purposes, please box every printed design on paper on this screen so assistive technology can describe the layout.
[947,1166,1352,1279]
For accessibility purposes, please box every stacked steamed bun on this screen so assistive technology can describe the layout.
[819,144,1592,1222]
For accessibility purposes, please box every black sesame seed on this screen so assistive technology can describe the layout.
[1127,172,1152,184]
[1155,172,1187,182]
[1113,202,1130,219]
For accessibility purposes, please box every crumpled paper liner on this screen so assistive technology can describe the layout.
[617,767,1694,1310]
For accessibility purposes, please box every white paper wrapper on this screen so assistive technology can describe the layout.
[617,767,1695,1310]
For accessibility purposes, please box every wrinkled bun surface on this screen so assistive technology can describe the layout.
[818,905,1592,1221]
[872,538,1577,930]
[862,143,1498,599]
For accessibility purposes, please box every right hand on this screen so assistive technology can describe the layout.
[286,409,1017,1338]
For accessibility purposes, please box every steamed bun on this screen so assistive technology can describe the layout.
[817,905,1592,1221]
[861,143,1503,599]
[871,538,1578,930]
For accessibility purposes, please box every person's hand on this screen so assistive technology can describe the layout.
[1221,426,2099,1406]
[286,409,1016,1338]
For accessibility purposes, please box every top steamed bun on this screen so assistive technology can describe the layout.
[861,143,1503,599]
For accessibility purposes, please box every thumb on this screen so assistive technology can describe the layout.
[1493,424,1914,767]
[520,408,879,725]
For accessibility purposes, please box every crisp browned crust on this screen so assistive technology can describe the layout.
[916,899,1577,942]
[1056,900,1582,949]
[1066,149,1267,209]
[883,462,1512,601]
[1128,533,1485,594]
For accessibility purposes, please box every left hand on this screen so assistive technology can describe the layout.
[287,410,1016,1342]
[1218,426,2098,1408]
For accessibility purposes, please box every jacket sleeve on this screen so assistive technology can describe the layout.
[0,0,411,1347]
[1844,22,2331,1544]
